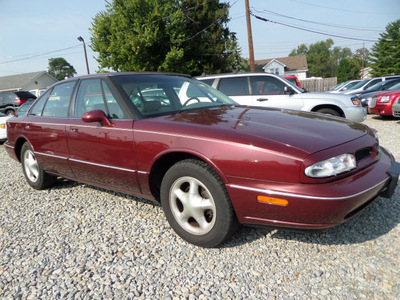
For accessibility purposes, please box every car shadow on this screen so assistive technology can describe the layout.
[371,115,397,121]
[50,178,400,248]
[50,178,160,207]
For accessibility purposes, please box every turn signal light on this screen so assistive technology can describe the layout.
[257,195,289,206]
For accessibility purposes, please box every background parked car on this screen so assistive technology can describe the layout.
[0,112,12,141]
[348,78,400,97]
[15,100,36,116]
[0,91,36,115]
[343,75,400,95]
[369,89,400,117]
[197,73,366,122]
[328,80,361,93]
[283,75,302,88]
[392,98,400,118]
[358,82,400,111]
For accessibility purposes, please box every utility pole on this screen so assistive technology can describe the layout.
[361,43,365,79]
[245,0,255,72]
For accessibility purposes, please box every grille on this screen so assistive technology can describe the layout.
[355,148,372,162]
[393,110,400,117]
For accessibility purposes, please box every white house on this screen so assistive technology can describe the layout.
[0,71,58,96]
[254,55,308,80]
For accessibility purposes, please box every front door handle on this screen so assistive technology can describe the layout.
[257,98,269,102]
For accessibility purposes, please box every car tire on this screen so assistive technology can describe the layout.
[21,142,57,190]
[316,108,340,117]
[160,159,239,247]
[5,109,14,116]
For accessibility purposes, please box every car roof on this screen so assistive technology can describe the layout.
[197,72,278,79]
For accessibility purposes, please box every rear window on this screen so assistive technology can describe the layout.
[14,91,36,100]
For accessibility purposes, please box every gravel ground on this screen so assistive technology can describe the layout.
[0,114,399,299]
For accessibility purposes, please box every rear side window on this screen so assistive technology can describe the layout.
[42,82,75,117]
[30,89,51,116]
[218,77,249,96]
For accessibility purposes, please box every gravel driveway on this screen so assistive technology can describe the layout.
[1,115,399,299]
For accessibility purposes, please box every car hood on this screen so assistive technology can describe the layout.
[149,106,369,155]
[297,91,351,101]
[373,88,400,97]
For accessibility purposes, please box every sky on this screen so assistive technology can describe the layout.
[0,0,399,77]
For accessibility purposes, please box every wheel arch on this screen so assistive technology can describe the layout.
[14,137,29,162]
[311,104,345,117]
[148,151,228,202]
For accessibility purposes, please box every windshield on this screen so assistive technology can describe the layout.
[111,75,237,118]
[389,82,400,91]
[349,79,370,90]
[329,82,347,91]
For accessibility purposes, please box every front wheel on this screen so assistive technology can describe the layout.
[21,142,57,190]
[161,159,239,247]
[316,108,340,117]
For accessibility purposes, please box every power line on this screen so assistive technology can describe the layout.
[252,8,383,32]
[250,12,379,43]
[289,0,400,15]
[0,45,82,65]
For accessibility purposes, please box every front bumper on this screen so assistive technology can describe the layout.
[343,106,367,122]
[227,146,399,229]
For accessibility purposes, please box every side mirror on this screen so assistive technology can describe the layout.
[284,86,295,95]
[82,110,112,127]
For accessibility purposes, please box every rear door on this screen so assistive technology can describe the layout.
[26,81,76,177]
[66,78,140,194]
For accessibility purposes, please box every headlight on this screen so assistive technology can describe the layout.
[380,96,390,103]
[305,154,356,178]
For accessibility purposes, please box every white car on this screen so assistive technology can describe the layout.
[0,112,12,141]
[197,73,366,122]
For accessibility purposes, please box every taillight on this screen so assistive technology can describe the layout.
[13,99,27,105]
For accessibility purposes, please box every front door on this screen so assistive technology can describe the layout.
[66,78,141,194]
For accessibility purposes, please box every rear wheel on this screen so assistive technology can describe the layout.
[161,159,239,247]
[21,142,57,190]
[5,109,14,116]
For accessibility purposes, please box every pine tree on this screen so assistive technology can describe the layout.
[370,19,400,76]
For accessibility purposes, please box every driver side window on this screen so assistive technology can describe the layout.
[250,76,286,95]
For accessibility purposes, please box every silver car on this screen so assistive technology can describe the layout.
[197,73,366,122]
[392,99,400,118]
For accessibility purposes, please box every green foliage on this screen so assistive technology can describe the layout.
[370,19,400,76]
[336,58,361,83]
[90,0,246,75]
[48,57,76,80]
[289,39,364,80]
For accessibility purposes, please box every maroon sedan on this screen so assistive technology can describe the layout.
[5,73,400,247]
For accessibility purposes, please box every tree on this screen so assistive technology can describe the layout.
[90,0,245,75]
[48,58,76,80]
[336,58,360,83]
[370,19,400,76]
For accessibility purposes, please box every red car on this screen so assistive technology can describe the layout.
[283,75,302,88]
[5,73,400,247]
[368,89,400,116]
